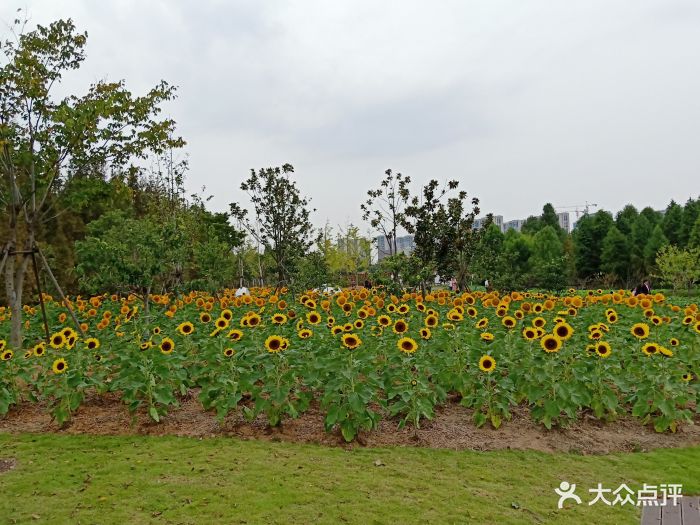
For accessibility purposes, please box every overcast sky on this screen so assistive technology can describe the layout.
[3,1,700,231]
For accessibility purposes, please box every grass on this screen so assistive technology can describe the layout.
[0,434,699,524]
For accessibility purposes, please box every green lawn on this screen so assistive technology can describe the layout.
[0,434,698,524]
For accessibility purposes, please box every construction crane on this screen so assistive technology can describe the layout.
[555,202,598,220]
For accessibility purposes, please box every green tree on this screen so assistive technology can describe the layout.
[0,16,182,348]
[600,226,630,285]
[662,200,684,246]
[655,245,700,291]
[643,224,669,275]
[688,216,700,250]
[572,210,613,281]
[615,204,639,236]
[679,198,700,247]
[529,226,566,290]
[360,169,411,258]
[230,164,317,287]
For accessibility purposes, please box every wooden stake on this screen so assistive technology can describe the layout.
[34,245,85,336]
[30,249,51,343]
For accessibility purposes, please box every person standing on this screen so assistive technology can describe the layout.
[632,279,651,296]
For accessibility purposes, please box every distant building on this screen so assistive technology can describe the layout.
[473,215,504,231]
[375,234,415,261]
[504,219,525,233]
[557,212,571,233]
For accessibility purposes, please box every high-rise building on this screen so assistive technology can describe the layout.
[504,219,525,232]
[557,212,571,233]
[375,234,415,261]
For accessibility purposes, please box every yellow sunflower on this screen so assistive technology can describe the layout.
[341,333,362,350]
[160,337,175,354]
[265,335,284,353]
[479,355,496,373]
[176,322,195,336]
[52,358,68,374]
[540,334,562,353]
[631,323,650,339]
[397,337,418,354]
[595,341,612,358]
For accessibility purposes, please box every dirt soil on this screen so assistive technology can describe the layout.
[1,393,699,454]
[0,458,17,474]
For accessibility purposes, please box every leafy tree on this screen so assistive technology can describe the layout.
[572,210,613,280]
[472,223,505,285]
[499,229,531,290]
[600,226,631,285]
[629,214,653,279]
[655,245,700,291]
[360,169,411,258]
[662,200,684,246]
[643,224,669,274]
[230,164,316,287]
[679,198,700,247]
[615,205,639,236]
[529,226,566,290]
[0,16,182,348]
[688,216,700,250]
[541,203,562,233]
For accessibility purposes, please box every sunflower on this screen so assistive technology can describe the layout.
[694,321,700,334]
[670,337,680,347]
[476,318,489,329]
[223,348,235,358]
[49,332,65,349]
[0,340,5,351]
[480,332,494,342]
[442,323,455,330]
[682,315,693,325]
[631,323,650,339]
[176,322,195,336]
[682,372,693,382]
[641,342,658,356]
[606,312,618,324]
[227,329,243,341]
[659,346,674,357]
[343,323,353,332]
[479,355,496,373]
[331,325,344,335]
[271,313,287,325]
[94,354,102,362]
[246,313,262,327]
[393,319,409,334]
[265,335,284,353]
[306,311,322,325]
[540,334,562,353]
[33,343,46,357]
[419,327,432,340]
[215,317,230,330]
[52,358,68,374]
[424,315,438,328]
[23,350,33,359]
[1,350,13,361]
[588,330,603,340]
[221,309,233,321]
[152,326,162,335]
[298,328,313,339]
[397,304,410,315]
[160,337,175,354]
[84,338,100,350]
[553,322,574,340]
[140,341,153,351]
[378,315,392,327]
[501,316,517,329]
[522,327,537,341]
[354,319,365,329]
[447,309,463,322]
[532,317,546,328]
[397,337,418,354]
[595,342,612,358]
[341,333,362,350]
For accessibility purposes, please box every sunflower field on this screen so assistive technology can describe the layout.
[0,288,699,441]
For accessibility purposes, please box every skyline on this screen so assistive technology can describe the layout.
[2,1,699,230]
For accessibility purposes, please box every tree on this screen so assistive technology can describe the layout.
[655,245,700,291]
[662,200,684,246]
[360,169,410,258]
[0,16,183,348]
[643,224,669,275]
[529,226,566,290]
[230,164,316,287]
[472,223,505,285]
[689,216,700,250]
[615,205,639,236]
[679,198,700,247]
[600,226,630,286]
[629,214,653,279]
[572,210,613,281]
[402,178,479,293]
